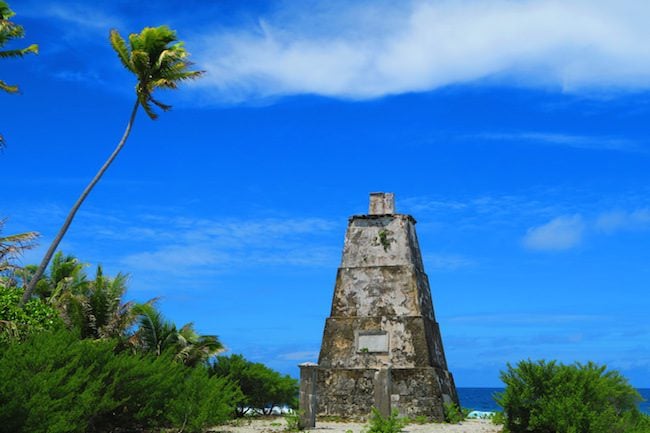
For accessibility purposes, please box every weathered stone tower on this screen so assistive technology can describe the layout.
[299,193,458,425]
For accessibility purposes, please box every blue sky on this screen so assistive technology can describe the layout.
[2,0,650,387]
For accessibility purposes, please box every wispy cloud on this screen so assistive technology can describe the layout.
[595,209,650,233]
[523,214,585,251]
[523,208,650,251]
[401,193,564,231]
[475,132,646,153]
[40,3,123,32]
[117,215,340,274]
[192,0,650,102]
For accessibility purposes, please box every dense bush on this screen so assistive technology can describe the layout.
[0,284,61,343]
[495,359,646,433]
[0,329,241,433]
[210,353,298,416]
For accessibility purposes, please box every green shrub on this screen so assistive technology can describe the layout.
[491,411,505,425]
[210,353,298,416]
[0,284,61,343]
[443,402,469,423]
[166,367,242,433]
[495,359,645,433]
[364,407,406,433]
[0,329,241,433]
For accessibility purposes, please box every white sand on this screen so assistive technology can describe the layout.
[212,417,501,433]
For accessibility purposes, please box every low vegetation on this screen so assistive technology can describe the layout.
[0,249,296,432]
[210,353,299,416]
[443,402,470,424]
[0,330,241,433]
[364,408,407,433]
[496,359,650,433]
[283,409,302,431]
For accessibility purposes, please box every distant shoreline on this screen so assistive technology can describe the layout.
[457,387,650,414]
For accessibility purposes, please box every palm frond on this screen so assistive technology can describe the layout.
[0,219,39,273]
[1,1,16,20]
[149,96,171,111]
[1,3,38,94]
[131,302,179,355]
[0,43,37,58]
[138,92,158,120]
[110,25,204,120]
[0,78,17,93]
[109,29,133,73]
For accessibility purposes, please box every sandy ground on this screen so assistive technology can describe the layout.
[212,418,502,433]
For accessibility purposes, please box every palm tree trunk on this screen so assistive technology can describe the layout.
[20,99,140,306]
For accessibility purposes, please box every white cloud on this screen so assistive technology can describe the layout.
[118,216,340,273]
[475,132,645,153]
[523,214,585,251]
[595,209,650,233]
[192,0,650,102]
[41,4,123,32]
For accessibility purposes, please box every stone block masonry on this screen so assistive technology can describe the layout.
[300,193,458,422]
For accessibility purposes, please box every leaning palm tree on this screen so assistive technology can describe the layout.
[22,26,204,304]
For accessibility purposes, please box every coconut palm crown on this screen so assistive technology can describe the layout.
[109,26,204,119]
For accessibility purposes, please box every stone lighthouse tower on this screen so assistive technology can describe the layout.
[299,193,458,425]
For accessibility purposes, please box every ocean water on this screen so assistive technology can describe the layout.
[457,387,650,414]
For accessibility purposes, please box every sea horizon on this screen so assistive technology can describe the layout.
[457,387,650,414]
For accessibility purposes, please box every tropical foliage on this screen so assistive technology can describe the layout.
[0,220,55,343]
[109,25,204,119]
[0,17,301,433]
[0,0,38,94]
[496,359,648,433]
[0,0,38,146]
[22,25,203,304]
[0,252,245,433]
[130,301,224,366]
[0,284,60,344]
[0,329,242,433]
[0,218,38,284]
[210,354,299,416]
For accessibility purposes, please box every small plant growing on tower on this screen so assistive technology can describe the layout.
[377,230,391,251]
